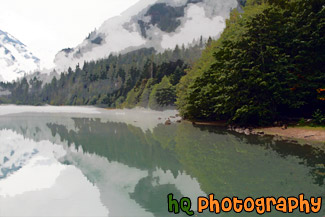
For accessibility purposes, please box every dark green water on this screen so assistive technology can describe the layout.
[0,108,324,217]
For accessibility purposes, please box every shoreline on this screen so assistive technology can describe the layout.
[189,120,325,144]
[254,126,325,143]
[0,104,324,144]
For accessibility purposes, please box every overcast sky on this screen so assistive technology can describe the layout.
[0,0,140,68]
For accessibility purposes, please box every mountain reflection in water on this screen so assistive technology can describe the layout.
[0,108,324,217]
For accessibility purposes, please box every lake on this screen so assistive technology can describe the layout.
[0,105,324,217]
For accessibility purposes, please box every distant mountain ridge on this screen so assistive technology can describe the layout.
[54,0,241,72]
[0,30,40,82]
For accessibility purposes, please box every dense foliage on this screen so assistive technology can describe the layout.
[177,0,325,125]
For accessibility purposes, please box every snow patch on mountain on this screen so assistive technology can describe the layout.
[0,30,40,82]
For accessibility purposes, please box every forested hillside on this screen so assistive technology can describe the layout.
[1,0,324,125]
[177,0,325,125]
[0,42,204,109]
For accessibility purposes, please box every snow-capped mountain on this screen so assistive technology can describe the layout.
[0,30,40,82]
[55,0,243,72]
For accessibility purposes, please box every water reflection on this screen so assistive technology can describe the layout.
[0,110,324,217]
[0,129,108,217]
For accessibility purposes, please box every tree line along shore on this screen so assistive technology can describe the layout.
[0,0,324,129]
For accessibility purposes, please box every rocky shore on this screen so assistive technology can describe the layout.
[191,120,325,143]
[159,114,325,144]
